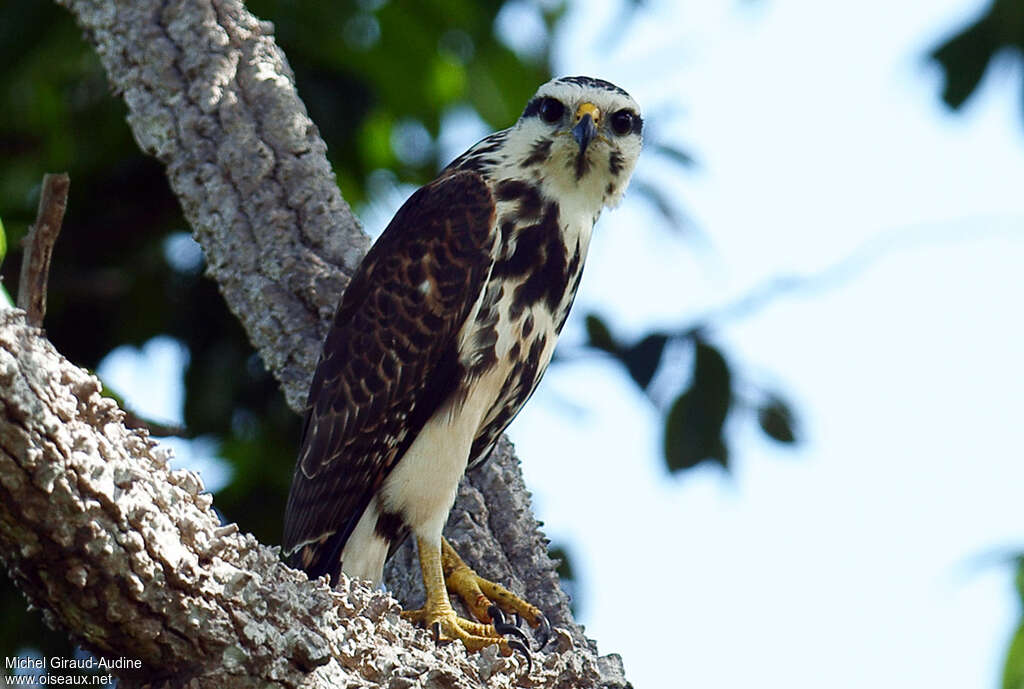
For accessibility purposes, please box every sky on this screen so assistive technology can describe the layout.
[99,0,1024,687]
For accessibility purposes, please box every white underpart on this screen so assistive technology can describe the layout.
[379,365,509,540]
[340,496,391,584]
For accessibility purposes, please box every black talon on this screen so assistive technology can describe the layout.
[505,622,531,648]
[534,612,552,650]
[513,612,523,628]
[431,621,441,643]
[507,636,532,674]
[491,608,530,647]
[488,603,533,667]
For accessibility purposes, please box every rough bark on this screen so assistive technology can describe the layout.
[61,0,368,412]
[0,0,632,687]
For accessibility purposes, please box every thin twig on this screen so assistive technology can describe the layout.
[121,410,190,438]
[18,173,70,327]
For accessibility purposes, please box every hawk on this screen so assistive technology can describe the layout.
[283,76,643,657]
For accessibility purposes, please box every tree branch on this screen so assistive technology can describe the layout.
[59,0,368,412]
[17,173,69,328]
[0,0,632,686]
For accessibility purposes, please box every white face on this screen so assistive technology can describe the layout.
[510,76,643,209]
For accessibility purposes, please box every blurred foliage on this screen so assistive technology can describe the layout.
[929,0,1024,117]
[584,314,797,473]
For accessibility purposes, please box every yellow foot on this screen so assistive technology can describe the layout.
[401,605,508,653]
[442,538,551,646]
[404,536,541,671]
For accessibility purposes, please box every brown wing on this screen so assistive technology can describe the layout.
[282,171,496,582]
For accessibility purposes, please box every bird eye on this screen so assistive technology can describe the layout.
[538,98,565,124]
[610,109,636,136]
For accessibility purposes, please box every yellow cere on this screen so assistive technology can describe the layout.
[574,102,600,123]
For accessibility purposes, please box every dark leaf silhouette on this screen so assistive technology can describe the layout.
[929,0,1024,112]
[930,13,997,109]
[621,332,668,389]
[757,395,797,444]
[663,341,732,472]
[584,313,619,354]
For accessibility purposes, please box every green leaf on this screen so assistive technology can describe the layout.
[1000,557,1024,689]
[622,332,668,389]
[758,395,798,444]
[1005,622,1024,689]
[584,313,618,353]
[663,341,732,472]
[664,389,724,471]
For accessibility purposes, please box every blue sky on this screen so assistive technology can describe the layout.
[511,1,1024,686]
[100,0,1024,686]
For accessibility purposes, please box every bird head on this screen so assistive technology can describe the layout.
[512,76,643,210]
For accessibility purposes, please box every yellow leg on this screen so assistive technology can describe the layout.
[401,537,510,653]
[441,538,546,630]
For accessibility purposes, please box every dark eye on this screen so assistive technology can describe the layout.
[538,97,565,123]
[610,109,636,136]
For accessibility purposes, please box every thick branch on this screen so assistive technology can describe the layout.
[58,0,368,411]
[0,0,635,686]
[0,312,623,687]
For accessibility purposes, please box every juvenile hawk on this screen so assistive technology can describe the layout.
[283,75,643,657]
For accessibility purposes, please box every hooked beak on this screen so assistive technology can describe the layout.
[572,102,600,154]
